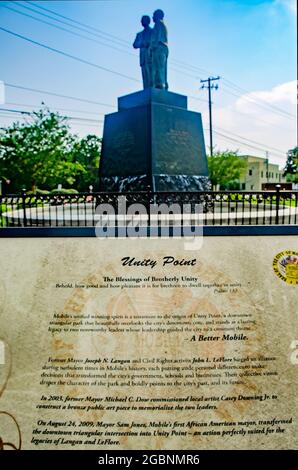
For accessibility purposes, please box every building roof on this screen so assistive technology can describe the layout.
[240,155,282,170]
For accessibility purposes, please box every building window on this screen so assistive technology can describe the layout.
[276,173,278,179]
[249,169,253,176]
[242,183,246,190]
[266,171,268,178]
[251,185,254,190]
[261,171,264,177]
[279,174,281,182]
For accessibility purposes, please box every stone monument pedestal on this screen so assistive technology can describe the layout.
[99,88,209,192]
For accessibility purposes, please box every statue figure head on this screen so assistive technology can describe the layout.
[141,15,151,28]
[153,9,165,22]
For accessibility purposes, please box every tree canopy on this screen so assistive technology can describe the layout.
[207,150,247,189]
[0,108,101,193]
[283,147,298,183]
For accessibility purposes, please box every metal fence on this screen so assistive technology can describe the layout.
[0,188,297,228]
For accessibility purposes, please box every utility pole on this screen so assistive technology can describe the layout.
[200,76,220,156]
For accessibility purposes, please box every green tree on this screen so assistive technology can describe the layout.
[0,108,101,192]
[72,134,101,191]
[283,147,298,183]
[207,150,247,190]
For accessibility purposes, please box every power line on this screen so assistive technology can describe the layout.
[7,81,278,127]
[3,4,137,57]
[221,77,296,119]
[213,104,293,132]
[0,26,139,83]
[5,83,116,108]
[202,125,286,158]
[189,95,210,104]
[213,126,286,155]
[18,1,211,79]
[5,101,105,116]
[11,2,212,82]
[0,106,284,154]
[170,58,210,76]
[184,63,296,119]
[23,0,214,80]
[211,130,285,159]
[0,113,101,127]
[220,86,295,121]
[0,107,30,115]
[13,0,295,120]
[3,2,295,122]
[0,9,293,156]
[0,113,31,120]
[0,107,103,123]
[3,4,205,83]
[0,106,286,159]
[156,55,295,120]
[0,10,205,90]
[25,0,132,47]
[186,95,293,134]
[165,59,296,119]
[6,102,284,155]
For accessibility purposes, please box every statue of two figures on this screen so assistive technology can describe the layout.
[133,9,168,90]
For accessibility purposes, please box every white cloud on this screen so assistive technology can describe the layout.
[239,80,296,107]
[210,81,297,166]
[234,80,296,123]
[274,0,296,14]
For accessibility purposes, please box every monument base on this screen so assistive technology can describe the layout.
[100,175,150,192]
[153,175,210,192]
[99,174,211,192]
[99,89,209,192]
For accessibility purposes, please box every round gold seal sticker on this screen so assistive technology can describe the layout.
[273,250,298,285]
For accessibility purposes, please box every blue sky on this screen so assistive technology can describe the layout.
[0,0,296,165]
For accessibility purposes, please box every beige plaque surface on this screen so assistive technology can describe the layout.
[0,236,297,450]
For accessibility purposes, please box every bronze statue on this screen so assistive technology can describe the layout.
[133,15,153,89]
[133,10,169,90]
[151,9,168,90]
